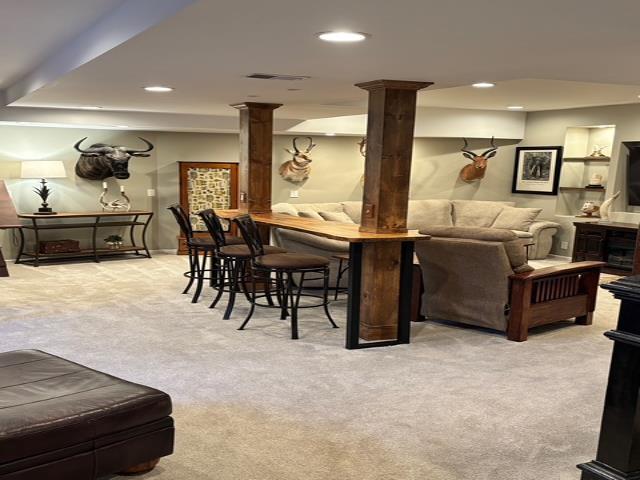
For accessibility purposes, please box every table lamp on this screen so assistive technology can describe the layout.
[20,161,67,215]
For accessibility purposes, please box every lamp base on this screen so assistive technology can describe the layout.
[34,207,56,215]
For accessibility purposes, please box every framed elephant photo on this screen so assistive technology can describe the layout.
[511,146,563,195]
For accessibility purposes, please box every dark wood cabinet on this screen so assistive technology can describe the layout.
[572,221,639,275]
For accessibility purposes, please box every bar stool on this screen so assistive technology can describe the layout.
[234,214,338,340]
[167,203,217,303]
[198,209,285,319]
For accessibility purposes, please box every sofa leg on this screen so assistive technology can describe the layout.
[576,312,593,325]
[119,458,160,476]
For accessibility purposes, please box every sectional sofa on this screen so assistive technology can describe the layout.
[271,200,560,265]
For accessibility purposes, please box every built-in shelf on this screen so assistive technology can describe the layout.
[559,186,606,192]
[563,156,610,163]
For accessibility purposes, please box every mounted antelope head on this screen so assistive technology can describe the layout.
[459,137,498,183]
[279,136,316,183]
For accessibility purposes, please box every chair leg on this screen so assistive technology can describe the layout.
[209,257,227,309]
[192,248,206,303]
[182,249,196,294]
[323,268,338,328]
[334,258,344,301]
[238,272,257,330]
[277,271,288,319]
[223,258,240,320]
[289,272,300,340]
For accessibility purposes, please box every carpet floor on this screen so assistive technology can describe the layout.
[0,254,621,480]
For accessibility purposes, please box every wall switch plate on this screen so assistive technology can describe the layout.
[290,190,299,198]
[561,241,569,250]
[146,189,156,197]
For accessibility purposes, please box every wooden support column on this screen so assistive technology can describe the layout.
[578,275,640,479]
[355,80,432,340]
[231,102,282,213]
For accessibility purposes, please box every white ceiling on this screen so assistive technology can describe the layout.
[3,0,640,124]
[0,0,126,88]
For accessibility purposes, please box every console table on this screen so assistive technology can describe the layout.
[572,221,639,275]
[15,211,153,266]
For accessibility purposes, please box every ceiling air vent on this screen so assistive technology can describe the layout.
[246,73,310,81]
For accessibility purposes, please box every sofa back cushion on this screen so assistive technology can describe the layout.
[318,211,355,223]
[491,206,542,232]
[298,210,324,220]
[452,200,513,228]
[340,201,362,223]
[407,200,453,229]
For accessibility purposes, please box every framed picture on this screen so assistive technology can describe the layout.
[511,146,563,195]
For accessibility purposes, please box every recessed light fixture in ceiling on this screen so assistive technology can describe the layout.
[325,133,336,136]
[114,125,130,129]
[78,106,103,110]
[143,86,174,92]
[507,105,524,110]
[317,31,369,43]
[472,82,495,88]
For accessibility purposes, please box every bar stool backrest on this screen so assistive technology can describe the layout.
[167,204,193,241]
[234,215,265,257]
[198,209,227,248]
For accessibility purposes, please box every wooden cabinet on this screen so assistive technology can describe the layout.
[177,162,238,254]
[572,221,638,275]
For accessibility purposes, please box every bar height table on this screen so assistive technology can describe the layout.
[15,211,153,266]
[216,210,430,349]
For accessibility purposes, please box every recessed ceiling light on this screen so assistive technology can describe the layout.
[143,86,174,92]
[317,31,369,43]
[472,82,495,88]
[114,125,129,129]
[78,106,103,110]
[325,133,336,136]
[507,105,524,110]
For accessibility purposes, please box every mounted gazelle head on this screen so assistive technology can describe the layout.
[280,136,317,183]
[459,137,498,183]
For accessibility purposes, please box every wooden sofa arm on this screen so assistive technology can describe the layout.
[507,261,605,342]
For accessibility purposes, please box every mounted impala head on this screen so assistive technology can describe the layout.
[459,137,498,183]
[280,136,316,183]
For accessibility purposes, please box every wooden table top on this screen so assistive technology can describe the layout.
[215,210,430,243]
[18,210,153,219]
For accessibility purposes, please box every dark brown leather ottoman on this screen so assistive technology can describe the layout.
[0,350,174,479]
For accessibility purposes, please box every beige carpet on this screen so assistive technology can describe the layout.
[0,254,621,480]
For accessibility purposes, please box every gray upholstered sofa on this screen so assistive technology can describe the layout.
[272,199,559,260]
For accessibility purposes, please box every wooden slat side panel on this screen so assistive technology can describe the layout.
[529,295,589,327]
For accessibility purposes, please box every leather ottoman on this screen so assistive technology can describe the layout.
[0,350,174,479]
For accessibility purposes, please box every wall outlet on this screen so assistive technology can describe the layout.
[290,190,299,198]
[560,241,569,250]
[146,188,156,197]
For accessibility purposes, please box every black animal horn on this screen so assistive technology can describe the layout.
[461,138,476,156]
[126,137,154,155]
[74,138,108,156]
[481,136,498,157]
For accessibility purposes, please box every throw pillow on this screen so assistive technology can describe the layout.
[298,210,324,221]
[318,211,356,223]
[492,207,542,232]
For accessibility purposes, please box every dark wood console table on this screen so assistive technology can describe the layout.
[15,211,153,266]
[572,221,639,275]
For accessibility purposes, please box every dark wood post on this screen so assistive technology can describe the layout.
[354,80,432,340]
[633,226,639,275]
[231,102,282,214]
[578,275,640,479]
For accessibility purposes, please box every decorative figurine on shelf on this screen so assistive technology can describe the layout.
[599,191,621,221]
[99,183,131,212]
[357,137,366,187]
[580,201,600,217]
[590,145,609,157]
[588,173,605,187]
[104,234,124,250]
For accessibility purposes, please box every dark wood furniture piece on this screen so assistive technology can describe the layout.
[0,180,20,277]
[0,349,174,479]
[578,275,640,479]
[508,261,604,342]
[177,161,239,254]
[572,221,639,275]
[15,211,153,266]
[217,210,430,349]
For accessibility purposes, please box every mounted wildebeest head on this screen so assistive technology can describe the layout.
[74,137,154,180]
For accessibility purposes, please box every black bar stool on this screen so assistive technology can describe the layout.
[234,214,338,340]
[198,209,285,319]
[167,203,217,303]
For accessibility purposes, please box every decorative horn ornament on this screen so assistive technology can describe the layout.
[99,184,131,212]
[458,137,498,183]
[599,191,621,221]
[74,137,154,180]
[279,136,316,183]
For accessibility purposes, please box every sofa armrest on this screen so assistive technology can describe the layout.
[529,220,560,235]
[274,228,350,252]
[526,221,560,259]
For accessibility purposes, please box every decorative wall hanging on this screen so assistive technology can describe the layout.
[99,183,131,212]
[357,137,366,187]
[511,146,563,195]
[279,137,316,183]
[74,137,154,180]
[459,137,498,183]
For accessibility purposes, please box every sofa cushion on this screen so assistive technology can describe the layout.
[407,200,453,229]
[318,211,356,223]
[452,200,507,227]
[492,206,542,231]
[340,201,362,223]
[298,210,324,220]
[272,202,299,216]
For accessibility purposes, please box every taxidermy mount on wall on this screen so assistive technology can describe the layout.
[280,136,316,183]
[459,137,498,183]
[74,137,154,180]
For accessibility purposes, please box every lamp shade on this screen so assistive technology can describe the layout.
[21,161,67,179]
